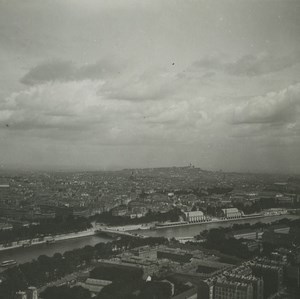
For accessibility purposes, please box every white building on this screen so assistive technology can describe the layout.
[184,211,207,223]
[27,287,38,299]
[221,208,243,219]
[15,292,27,299]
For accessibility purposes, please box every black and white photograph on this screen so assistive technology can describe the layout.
[0,0,300,298]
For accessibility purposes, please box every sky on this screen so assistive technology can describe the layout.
[0,0,300,173]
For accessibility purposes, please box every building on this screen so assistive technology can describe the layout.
[264,208,288,216]
[198,277,254,299]
[0,207,30,219]
[111,205,128,216]
[0,222,13,231]
[271,225,290,234]
[77,278,112,297]
[284,264,300,289]
[262,230,293,247]
[122,260,158,278]
[241,240,261,253]
[131,245,157,259]
[15,291,27,299]
[249,261,283,298]
[214,278,253,299]
[220,208,243,219]
[276,194,294,205]
[95,259,143,275]
[172,282,197,299]
[0,183,11,204]
[224,274,263,299]
[157,247,192,263]
[184,211,207,223]
[228,229,263,240]
[198,279,214,299]
[26,287,38,299]
[259,194,277,209]
[15,288,37,299]
[196,260,233,276]
[230,265,253,277]
[129,213,144,219]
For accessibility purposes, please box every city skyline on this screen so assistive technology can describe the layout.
[0,0,300,173]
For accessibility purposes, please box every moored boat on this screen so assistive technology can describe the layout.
[0,259,17,267]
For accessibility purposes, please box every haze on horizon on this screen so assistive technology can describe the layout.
[0,0,300,174]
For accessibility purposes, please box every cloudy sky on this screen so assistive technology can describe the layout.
[0,0,300,173]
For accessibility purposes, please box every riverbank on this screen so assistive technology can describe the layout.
[0,213,290,252]
[159,215,281,229]
[0,228,96,252]
[0,234,111,266]
[137,214,300,239]
[1,214,299,267]
[153,213,278,229]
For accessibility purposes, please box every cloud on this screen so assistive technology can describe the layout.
[20,60,178,102]
[227,53,299,76]
[193,52,300,77]
[0,78,211,146]
[103,68,180,102]
[21,60,121,85]
[0,80,104,131]
[231,82,300,125]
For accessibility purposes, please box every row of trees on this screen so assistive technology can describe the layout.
[90,264,143,282]
[92,207,183,226]
[40,280,173,299]
[198,218,300,259]
[203,227,254,259]
[0,236,168,299]
[40,286,91,299]
[0,215,92,244]
[0,206,183,244]
[98,280,172,299]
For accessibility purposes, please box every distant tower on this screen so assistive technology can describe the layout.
[27,287,38,299]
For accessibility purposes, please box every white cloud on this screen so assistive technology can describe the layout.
[231,82,300,125]
[0,77,211,146]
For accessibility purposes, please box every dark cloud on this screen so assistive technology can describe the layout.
[21,61,75,85]
[21,60,120,85]
[194,52,300,77]
[227,54,299,76]
[21,61,178,103]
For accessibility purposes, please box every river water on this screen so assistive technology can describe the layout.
[0,235,110,265]
[0,215,298,266]
[134,215,300,239]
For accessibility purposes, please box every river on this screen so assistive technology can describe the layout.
[134,215,300,239]
[0,235,110,265]
[0,215,298,266]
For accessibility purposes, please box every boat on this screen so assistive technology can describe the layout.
[0,260,17,267]
[45,237,56,244]
[22,241,31,247]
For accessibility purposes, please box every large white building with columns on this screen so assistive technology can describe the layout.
[184,211,207,223]
[221,208,243,219]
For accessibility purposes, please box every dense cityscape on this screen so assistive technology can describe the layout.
[1,0,300,298]
[0,166,300,298]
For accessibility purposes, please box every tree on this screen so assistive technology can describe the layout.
[40,286,91,299]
